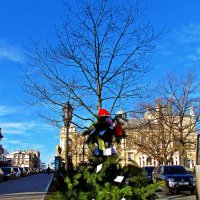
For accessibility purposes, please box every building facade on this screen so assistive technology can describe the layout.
[5,150,40,168]
[123,105,196,169]
[0,144,6,165]
[58,107,196,169]
[0,128,6,166]
[58,125,88,168]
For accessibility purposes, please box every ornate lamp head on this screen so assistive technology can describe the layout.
[0,128,3,140]
[58,146,62,155]
[63,101,73,123]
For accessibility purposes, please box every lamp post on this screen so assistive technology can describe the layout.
[0,128,3,140]
[124,137,126,166]
[62,101,73,172]
[0,128,3,161]
[58,146,62,156]
[58,146,62,170]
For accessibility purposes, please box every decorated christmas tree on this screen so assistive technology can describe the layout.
[53,109,164,200]
[84,108,126,157]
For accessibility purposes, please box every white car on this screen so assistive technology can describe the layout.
[0,167,15,181]
[0,168,4,182]
[13,167,22,178]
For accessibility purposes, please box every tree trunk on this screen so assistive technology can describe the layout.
[179,147,185,167]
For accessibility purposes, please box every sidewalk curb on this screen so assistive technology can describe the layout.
[155,193,168,200]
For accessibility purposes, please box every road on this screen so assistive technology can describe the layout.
[156,191,196,200]
[0,173,53,200]
[0,174,195,200]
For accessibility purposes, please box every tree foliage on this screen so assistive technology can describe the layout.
[52,155,163,200]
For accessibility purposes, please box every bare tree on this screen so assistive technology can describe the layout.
[23,0,160,128]
[127,72,199,166]
[159,72,200,166]
[127,100,178,165]
[69,133,89,167]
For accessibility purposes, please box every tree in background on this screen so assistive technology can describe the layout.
[127,72,199,167]
[127,100,177,165]
[159,72,200,166]
[23,0,160,127]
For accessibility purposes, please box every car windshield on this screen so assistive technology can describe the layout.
[1,167,11,172]
[13,168,19,171]
[144,167,154,173]
[164,166,187,174]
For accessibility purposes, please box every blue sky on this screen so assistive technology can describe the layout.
[0,0,200,166]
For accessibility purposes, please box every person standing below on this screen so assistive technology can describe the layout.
[47,165,50,175]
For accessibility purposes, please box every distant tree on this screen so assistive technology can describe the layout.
[127,72,199,166]
[159,72,200,166]
[69,133,89,167]
[23,0,161,128]
[127,100,177,165]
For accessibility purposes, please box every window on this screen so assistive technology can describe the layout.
[128,152,133,161]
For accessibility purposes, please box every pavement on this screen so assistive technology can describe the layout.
[0,173,54,200]
[155,191,196,200]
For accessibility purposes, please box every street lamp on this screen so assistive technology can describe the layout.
[62,101,73,172]
[58,146,62,156]
[0,128,3,140]
[55,146,62,171]
[0,128,3,160]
